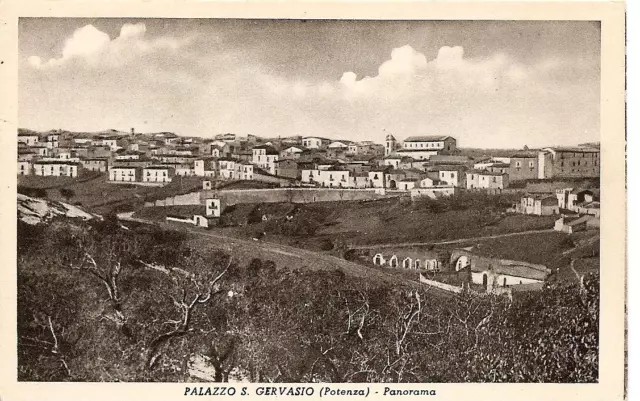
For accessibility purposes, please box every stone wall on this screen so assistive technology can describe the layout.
[147,188,397,207]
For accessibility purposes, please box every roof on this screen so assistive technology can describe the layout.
[33,160,80,166]
[511,152,538,158]
[453,249,550,281]
[403,135,453,142]
[467,169,507,176]
[547,147,600,153]
[143,165,174,170]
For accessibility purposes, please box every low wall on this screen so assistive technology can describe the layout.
[419,274,464,294]
[147,188,397,207]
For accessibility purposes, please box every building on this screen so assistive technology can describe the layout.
[450,249,551,291]
[142,166,175,184]
[252,145,279,175]
[465,170,509,190]
[509,152,539,181]
[540,147,600,178]
[367,169,387,188]
[401,135,456,153]
[372,249,445,271]
[515,193,560,216]
[275,159,301,180]
[431,165,467,187]
[109,166,139,182]
[301,137,330,149]
[17,160,32,175]
[18,132,39,146]
[205,198,225,218]
[80,158,109,172]
[33,160,79,177]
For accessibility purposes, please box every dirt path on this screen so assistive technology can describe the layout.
[348,229,556,250]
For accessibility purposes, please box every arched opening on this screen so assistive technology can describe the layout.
[414,260,421,270]
[503,277,507,287]
[389,256,398,268]
[389,180,397,190]
[373,253,385,266]
[402,258,412,269]
[482,273,488,289]
[455,256,470,271]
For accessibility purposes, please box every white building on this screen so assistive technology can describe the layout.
[18,134,39,146]
[301,137,328,149]
[109,166,138,182]
[142,166,174,184]
[33,161,79,177]
[18,160,32,175]
[205,198,225,218]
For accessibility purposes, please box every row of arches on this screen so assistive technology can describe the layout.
[373,253,441,271]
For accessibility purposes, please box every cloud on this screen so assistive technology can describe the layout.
[20,27,599,148]
[27,23,188,69]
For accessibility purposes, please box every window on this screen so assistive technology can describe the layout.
[515,161,521,167]
[492,177,497,183]
[450,173,455,178]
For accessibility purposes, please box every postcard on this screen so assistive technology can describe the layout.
[0,1,626,400]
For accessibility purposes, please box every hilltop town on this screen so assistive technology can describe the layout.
[17,127,600,297]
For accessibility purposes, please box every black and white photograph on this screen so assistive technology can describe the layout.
[2,2,627,398]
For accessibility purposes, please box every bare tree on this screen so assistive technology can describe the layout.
[146,257,232,370]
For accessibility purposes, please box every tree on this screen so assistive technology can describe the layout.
[59,188,75,202]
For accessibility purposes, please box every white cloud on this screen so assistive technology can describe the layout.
[28,23,188,69]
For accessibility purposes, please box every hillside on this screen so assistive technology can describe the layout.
[17,215,598,383]
[17,194,99,225]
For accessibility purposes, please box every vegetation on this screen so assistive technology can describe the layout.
[18,218,598,382]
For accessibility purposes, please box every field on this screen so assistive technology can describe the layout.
[201,195,559,250]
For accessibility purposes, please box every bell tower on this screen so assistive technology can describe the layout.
[385,133,397,157]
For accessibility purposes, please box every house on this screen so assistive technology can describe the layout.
[17,160,32,175]
[367,169,387,188]
[509,152,539,181]
[205,198,225,218]
[45,133,60,149]
[192,158,218,177]
[301,137,330,149]
[33,160,79,177]
[516,193,560,216]
[80,158,109,172]
[327,140,350,149]
[280,146,307,159]
[252,145,279,175]
[275,159,301,180]
[31,145,50,157]
[554,215,595,234]
[142,166,175,184]
[450,249,551,291]
[18,132,39,146]
[218,158,238,180]
[109,166,139,182]
[465,170,509,189]
[351,172,371,189]
[397,179,418,191]
[236,162,254,180]
[540,147,600,178]
[431,165,467,187]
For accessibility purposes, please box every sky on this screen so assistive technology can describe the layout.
[18,19,601,148]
